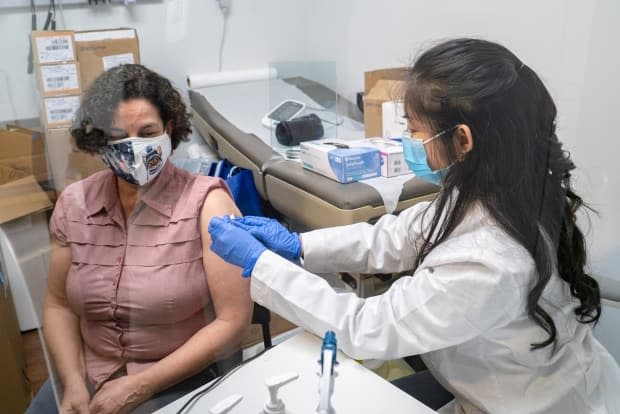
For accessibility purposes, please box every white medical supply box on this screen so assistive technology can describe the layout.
[300,139,381,183]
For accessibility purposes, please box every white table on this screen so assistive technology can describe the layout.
[155,330,436,414]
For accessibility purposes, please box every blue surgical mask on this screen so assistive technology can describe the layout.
[401,128,453,186]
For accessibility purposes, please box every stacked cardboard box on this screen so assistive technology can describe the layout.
[30,28,140,193]
[363,67,407,138]
[0,127,53,407]
[74,28,141,91]
[31,31,81,130]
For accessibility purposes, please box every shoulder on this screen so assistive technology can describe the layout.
[55,170,114,216]
[425,202,535,288]
[200,184,239,220]
[169,169,238,221]
[165,164,233,218]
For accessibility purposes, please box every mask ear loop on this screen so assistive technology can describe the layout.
[425,125,462,170]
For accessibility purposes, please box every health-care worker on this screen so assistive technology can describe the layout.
[208,38,620,413]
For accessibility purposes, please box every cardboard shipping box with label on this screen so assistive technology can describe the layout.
[363,67,407,138]
[31,30,76,65]
[41,95,81,129]
[74,28,140,91]
[36,61,82,98]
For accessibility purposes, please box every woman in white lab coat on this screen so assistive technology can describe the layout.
[208,38,620,413]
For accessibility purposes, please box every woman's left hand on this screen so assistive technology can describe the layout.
[88,375,151,414]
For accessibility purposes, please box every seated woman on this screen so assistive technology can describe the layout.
[28,64,253,414]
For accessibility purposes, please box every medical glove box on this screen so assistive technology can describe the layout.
[364,67,407,138]
[300,139,381,183]
[363,138,409,177]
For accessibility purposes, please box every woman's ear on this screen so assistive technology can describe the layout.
[455,124,474,155]
[166,122,174,136]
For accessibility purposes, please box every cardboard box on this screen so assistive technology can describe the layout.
[41,95,80,128]
[37,62,82,97]
[364,67,407,138]
[74,28,140,91]
[31,30,76,64]
[0,170,52,225]
[381,100,407,139]
[300,139,381,183]
[45,127,107,192]
[0,270,30,414]
[0,126,48,184]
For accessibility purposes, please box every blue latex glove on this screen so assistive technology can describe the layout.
[229,216,302,261]
[208,216,267,277]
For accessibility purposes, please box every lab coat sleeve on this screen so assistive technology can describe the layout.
[300,201,431,274]
[251,250,524,360]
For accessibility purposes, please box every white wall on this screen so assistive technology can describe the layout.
[0,0,310,121]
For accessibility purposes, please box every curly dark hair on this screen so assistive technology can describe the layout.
[71,64,191,154]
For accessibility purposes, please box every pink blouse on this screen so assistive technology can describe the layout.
[49,161,230,389]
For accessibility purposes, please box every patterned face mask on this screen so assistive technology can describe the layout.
[102,133,171,186]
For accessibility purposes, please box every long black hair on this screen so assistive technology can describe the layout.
[405,38,600,349]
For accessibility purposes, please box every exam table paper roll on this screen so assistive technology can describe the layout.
[186,67,278,88]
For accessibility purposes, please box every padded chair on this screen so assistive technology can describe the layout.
[252,302,273,349]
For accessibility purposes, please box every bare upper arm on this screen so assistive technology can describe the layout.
[200,188,252,325]
[46,238,74,308]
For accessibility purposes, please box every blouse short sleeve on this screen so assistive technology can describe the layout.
[49,193,68,246]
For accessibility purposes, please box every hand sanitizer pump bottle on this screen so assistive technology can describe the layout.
[261,372,299,414]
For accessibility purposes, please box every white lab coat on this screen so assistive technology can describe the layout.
[250,200,620,414]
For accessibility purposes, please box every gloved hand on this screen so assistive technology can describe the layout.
[208,216,267,277]
[229,216,302,261]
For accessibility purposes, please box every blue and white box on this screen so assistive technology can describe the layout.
[300,139,381,183]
